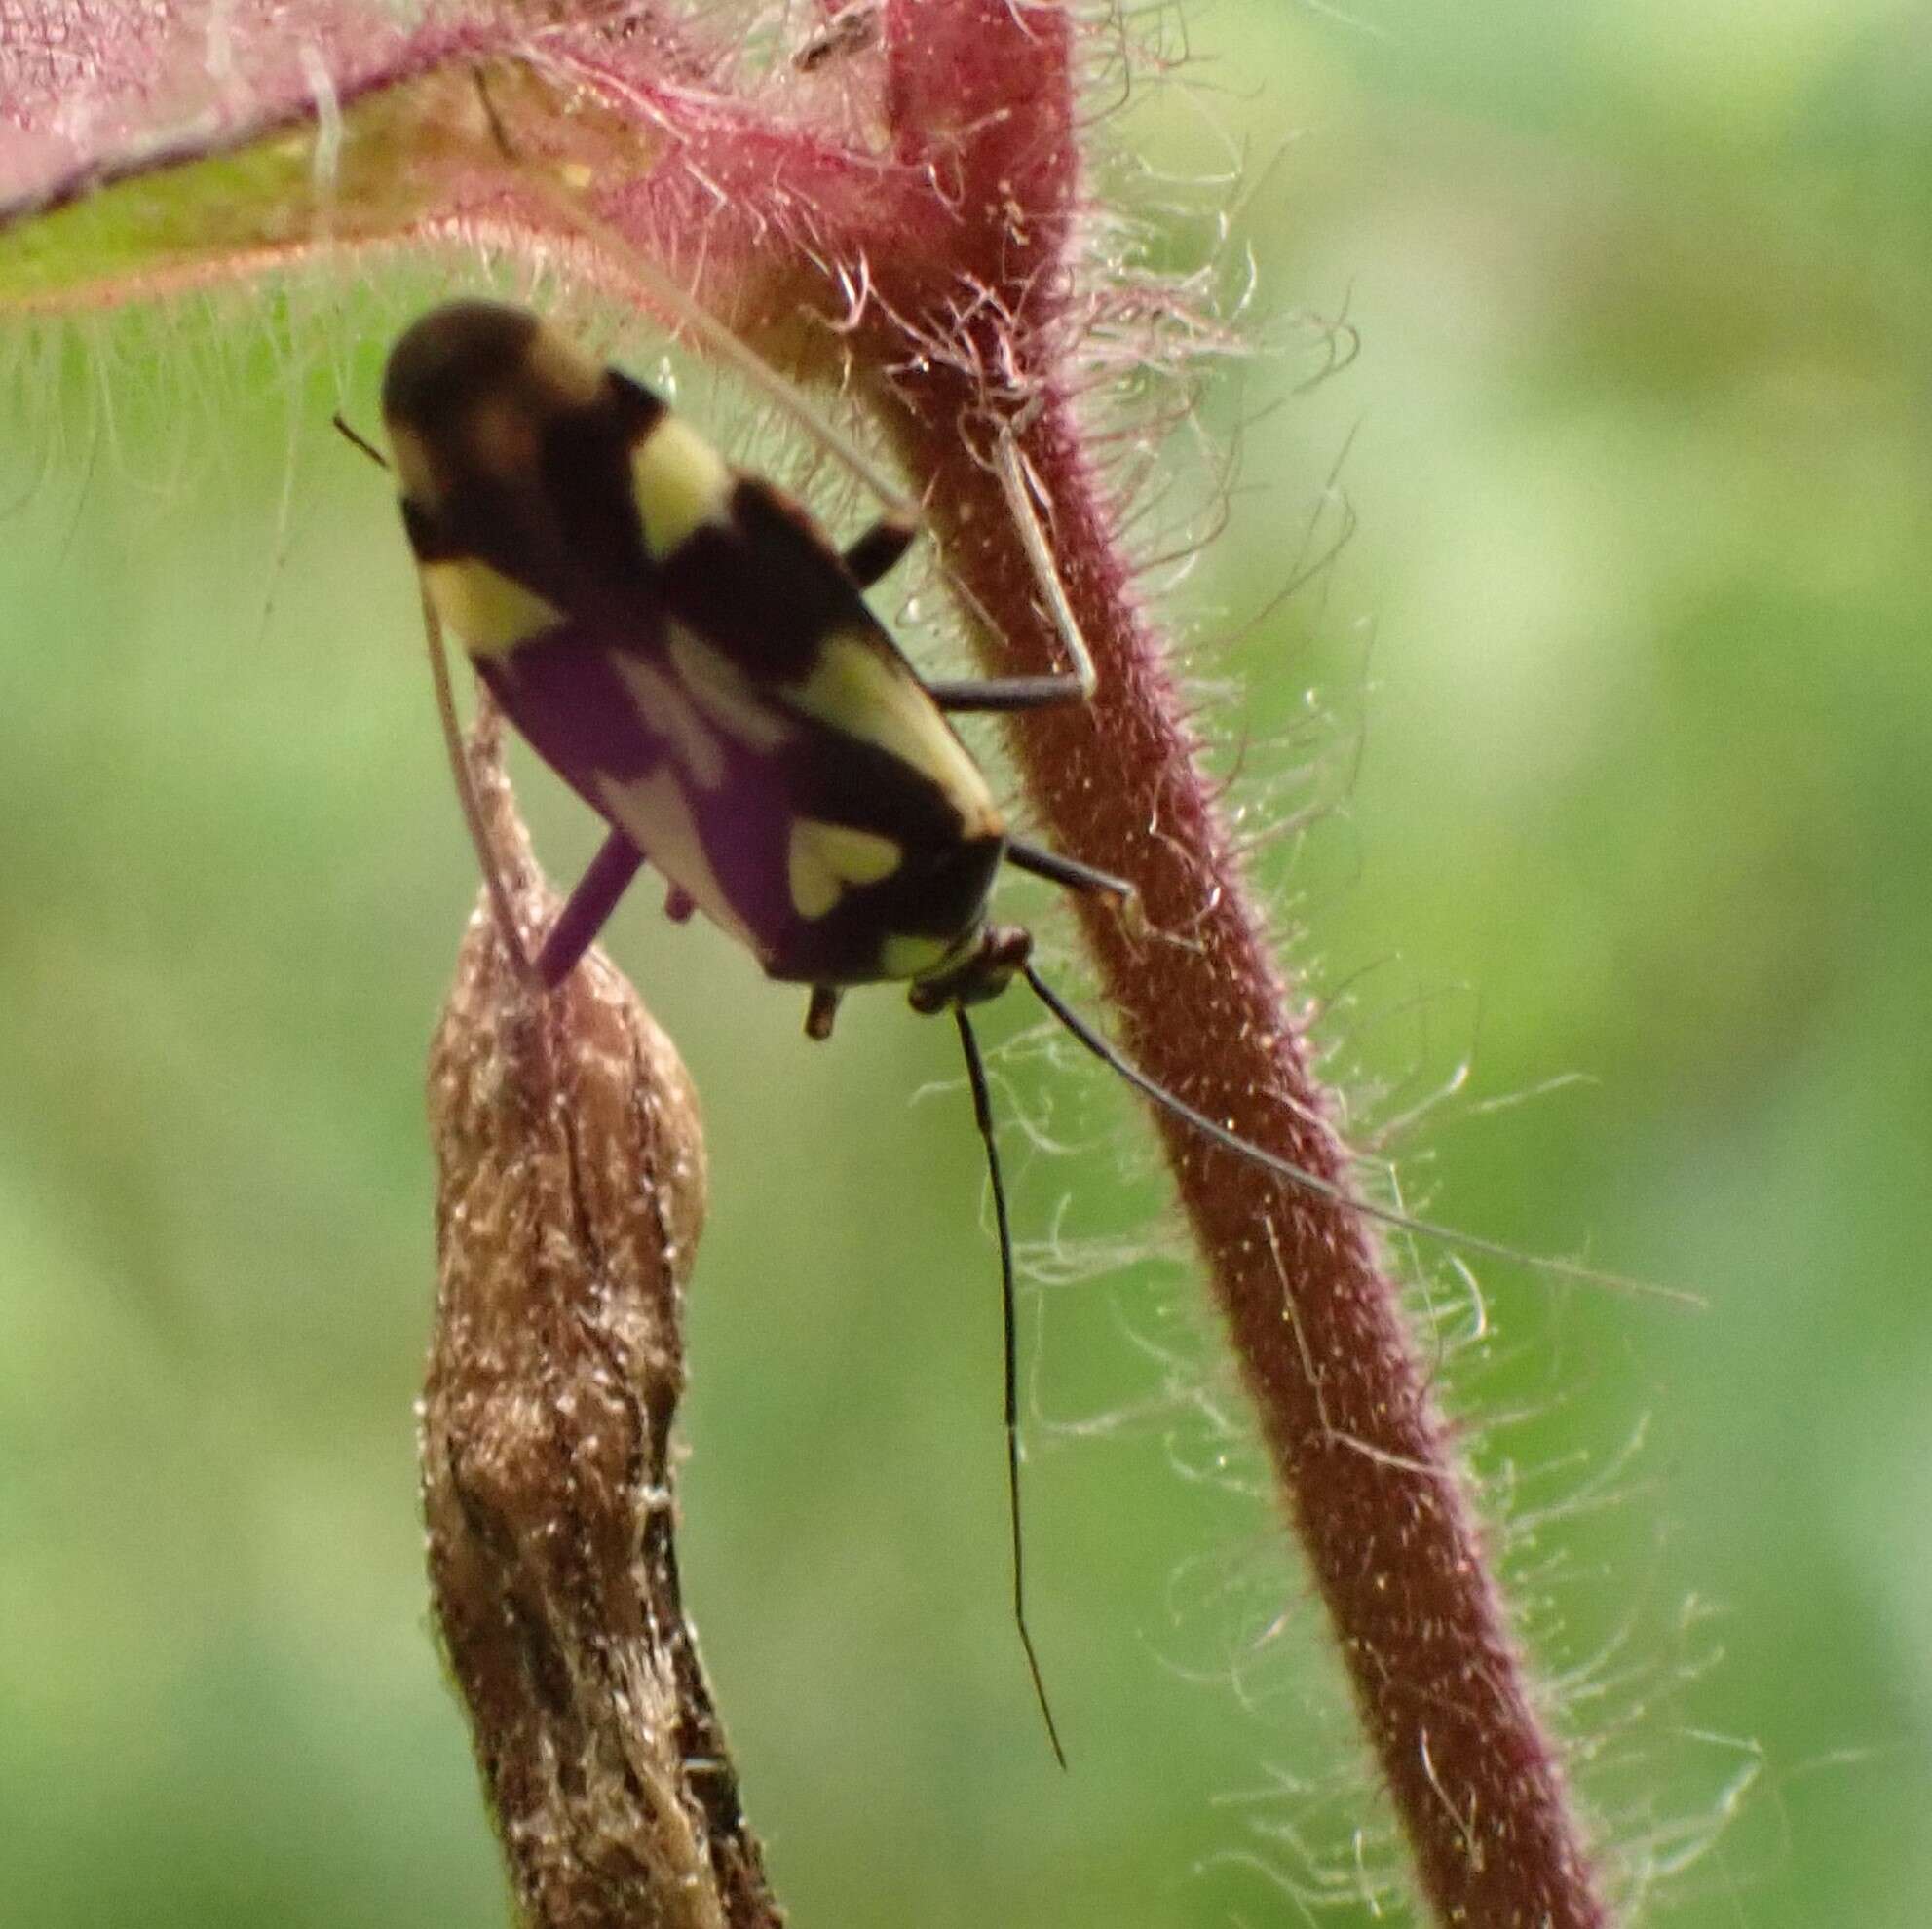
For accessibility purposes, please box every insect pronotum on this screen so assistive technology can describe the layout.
[360,296,1670,1766]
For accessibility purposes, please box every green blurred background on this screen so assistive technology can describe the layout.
[4,0,1929,1921]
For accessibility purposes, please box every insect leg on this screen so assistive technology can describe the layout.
[534,830,647,989]
[842,512,919,589]
[925,674,1089,713]
[953,1006,1069,1770]
[805,985,843,1040]
[1003,839,1134,904]
[993,423,1097,700]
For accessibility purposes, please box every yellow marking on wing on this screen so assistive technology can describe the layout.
[786,633,1000,835]
[666,624,793,752]
[880,932,964,982]
[787,819,902,921]
[632,415,734,558]
[594,769,758,955]
[611,654,727,790]
[422,559,565,658]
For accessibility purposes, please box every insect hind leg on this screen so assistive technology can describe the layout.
[534,829,647,989]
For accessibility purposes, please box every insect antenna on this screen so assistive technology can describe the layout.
[1019,963,1697,1305]
[953,1006,1070,1770]
[327,408,545,987]
[330,411,388,471]
[417,588,543,993]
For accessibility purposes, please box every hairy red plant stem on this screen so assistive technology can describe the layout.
[861,2,1611,1922]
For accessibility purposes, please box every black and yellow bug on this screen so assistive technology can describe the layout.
[377,297,1132,1761]
[368,298,1653,1762]
[379,300,1108,1034]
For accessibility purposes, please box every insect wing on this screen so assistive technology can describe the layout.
[482,607,1005,988]
[653,472,994,821]
[473,614,788,964]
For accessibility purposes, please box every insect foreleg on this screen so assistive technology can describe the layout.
[924,674,1090,714]
[1002,839,1134,905]
[534,829,647,988]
